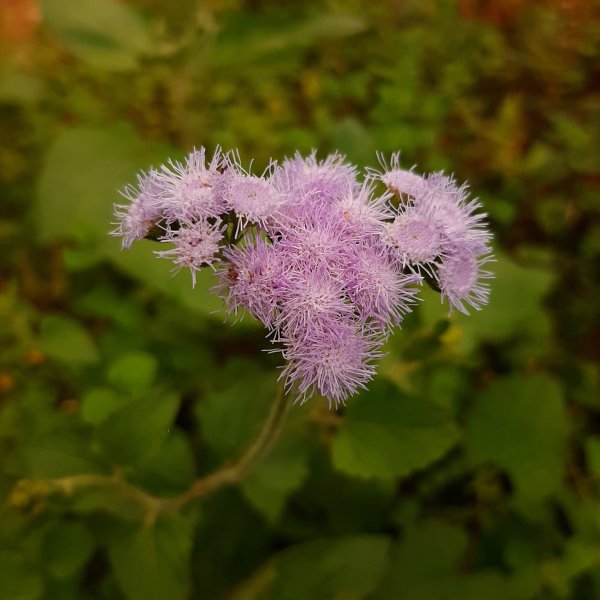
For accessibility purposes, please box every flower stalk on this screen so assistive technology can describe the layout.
[10,382,290,522]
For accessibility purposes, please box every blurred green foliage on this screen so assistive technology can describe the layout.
[1,0,599,598]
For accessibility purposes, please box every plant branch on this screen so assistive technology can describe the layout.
[165,380,289,511]
[10,382,290,521]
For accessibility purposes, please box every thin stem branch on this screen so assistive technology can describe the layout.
[166,380,289,511]
[12,381,290,521]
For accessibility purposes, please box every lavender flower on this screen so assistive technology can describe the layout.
[216,236,287,328]
[155,147,228,224]
[414,173,493,312]
[114,146,494,406]
[331,183,392,236]
[420,172,492,252]
[275,267,353,340]
[344,242,420,330]
[383,207,446,270]
[273,203,359,276]
[279,322,384,407]
[273,151,358,205]
[219,158,286,232]
[113,169,162,248]
[374,156,493,313]
[369,152,428,199]
[437,244,494,314]
[157,218,225,287]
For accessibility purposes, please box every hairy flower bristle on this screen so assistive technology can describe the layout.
[114,147,494,405]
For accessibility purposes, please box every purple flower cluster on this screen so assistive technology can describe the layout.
[372,153,494,313]
[113,148,493,406]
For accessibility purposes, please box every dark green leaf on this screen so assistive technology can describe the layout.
[96,393,179,467]
[585,438,600,480]
[108,351,158,393]
[42,521,95,578]
[130,431,196,494]
[21,429,102,478]
[107,514,193,600]
[240,432,310,522]
[80,387,124,424]
[376,520,510,600]
[196,373,275,460]
[36,126,155,243]
[332,379,460,479]
[39,315,99,365]
[237,535,389,600]
[41,0,153,71]
[0,551,44,600]
[465,374,567,501]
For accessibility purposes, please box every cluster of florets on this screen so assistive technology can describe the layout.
[113,148,493,406]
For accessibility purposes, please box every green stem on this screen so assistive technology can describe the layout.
[165,380,289,511]
[12,381,290,521]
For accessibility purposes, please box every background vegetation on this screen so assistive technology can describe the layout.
[1,0,598,598]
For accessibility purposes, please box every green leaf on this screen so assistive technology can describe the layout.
[96,393,179,467]
[41,0,153,71]
[107,514,193,600]
[465,374,568,501]
[0,551,44,600]
[196,371,276,460]
[39,315,99,365]
[130,431,196,494]
[331,118,376,166]
[381,519,467,589]
[586,438,600,480]
[104,238,224,317]
[42,521,95,579]
[80,387,124,425]
[420,254,555,344]
[108,351,158,393]
[454,573,512,600]
[245,535,390,600]
[36,125,154,243]
[21,429,101,478]
[214,13,366,66]
[376,520,510,600]
[332,379,460,479]
[240,432,310,522]
[0,70,42,105]
[36,126,225,316]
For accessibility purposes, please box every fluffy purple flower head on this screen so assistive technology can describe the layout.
[155,147,228,224]
[275,267,353,340]
[279,322,383,407]
[331,183,392,236]
[113,169,163,248]
[369,152,428,199]
[345,243,420,330]
[114,146,494,406]
[156,218,225,287]
[383,207,446,270]
[225,174,284,231]
[216,236,288,328]
[218,157,287,232]
[273,203,359,276]
[411,173,494,312]
[373,157,493,314]
[437,245,493,314]
[273,151,359,205]
[419,172,492,252]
